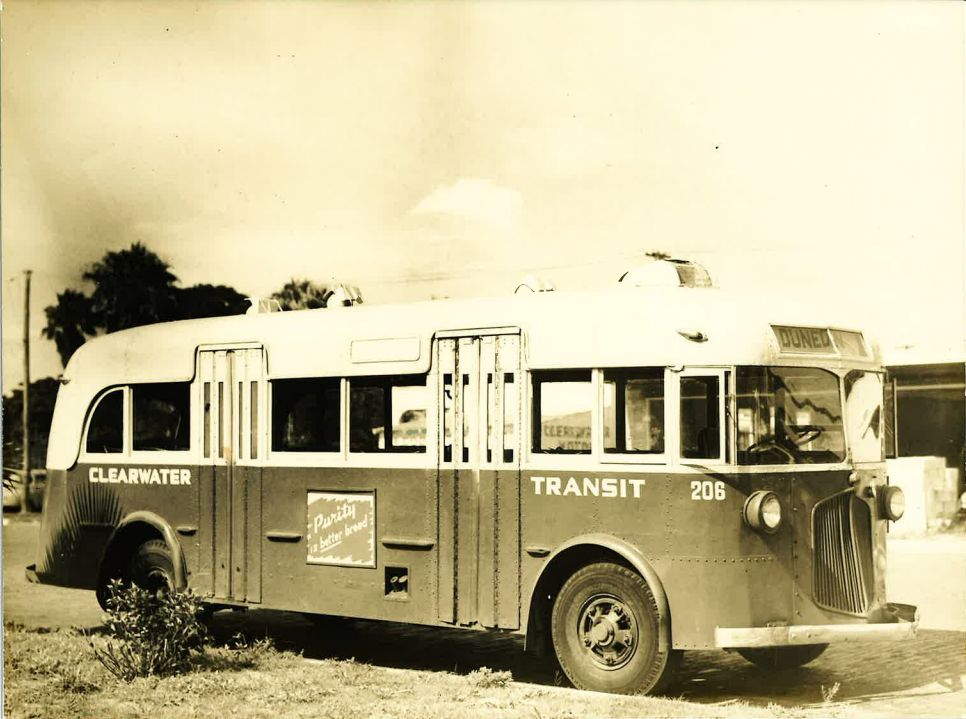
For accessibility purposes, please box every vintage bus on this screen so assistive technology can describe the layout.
[28,275,917,695]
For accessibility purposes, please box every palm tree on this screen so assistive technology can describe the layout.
[42,289,97,366]
[84,242,179,332]
[270,279,332,310]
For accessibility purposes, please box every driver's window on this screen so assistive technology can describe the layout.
[680,375,721,460]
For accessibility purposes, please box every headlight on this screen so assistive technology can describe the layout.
[880,486,905,521]
[744,491,782,534]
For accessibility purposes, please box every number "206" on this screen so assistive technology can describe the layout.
[690,480,726,501]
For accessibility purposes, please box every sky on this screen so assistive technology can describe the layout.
[2,0,964,394]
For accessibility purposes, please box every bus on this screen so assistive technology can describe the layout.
[28,273,918,695]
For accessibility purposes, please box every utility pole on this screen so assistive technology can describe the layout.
[22,270,31,483]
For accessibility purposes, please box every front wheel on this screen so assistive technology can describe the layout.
[736,643,829,670]
[551,562,678,695]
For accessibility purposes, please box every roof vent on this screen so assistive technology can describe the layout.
[619,258,713,289]
[246,297,284,315]
[325,283,363,308]
[515,275,555,294]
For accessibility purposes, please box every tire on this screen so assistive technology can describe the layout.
[128,539,176,598]
[551,562,678,695]
[736,643,829,670]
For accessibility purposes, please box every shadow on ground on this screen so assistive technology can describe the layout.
[206,609,965,710]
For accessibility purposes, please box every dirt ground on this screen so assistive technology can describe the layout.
[4,515,965,717]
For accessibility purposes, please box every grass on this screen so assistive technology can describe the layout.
[3,622,848,719]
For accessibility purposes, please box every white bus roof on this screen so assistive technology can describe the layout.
[47,286,880,469]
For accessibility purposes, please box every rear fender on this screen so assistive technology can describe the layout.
[99,511,187,592]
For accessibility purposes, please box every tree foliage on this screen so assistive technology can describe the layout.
[270,278,332,311]
[84,243,179,333]
[173,284,250,320]
[42,243,248,366]
[269,278,363,311]
[2,377,60,470]
[42,289,97,369]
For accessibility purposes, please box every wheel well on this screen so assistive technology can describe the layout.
[97,522,164,607]
[524,545,634,656]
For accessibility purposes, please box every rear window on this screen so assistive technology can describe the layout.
[86,389,124,454]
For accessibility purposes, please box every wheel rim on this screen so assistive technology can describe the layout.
[576,594,639,670]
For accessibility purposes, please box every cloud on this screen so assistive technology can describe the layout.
[411,179,522,231]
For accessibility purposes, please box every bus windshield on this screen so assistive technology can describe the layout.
[736,367,845,465]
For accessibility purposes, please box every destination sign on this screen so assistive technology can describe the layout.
[772,325,870,358]
[772,326,834,354]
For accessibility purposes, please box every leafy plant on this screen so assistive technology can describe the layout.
[467,666,513,690]
[821,681,841,704]
[91,579,208,681]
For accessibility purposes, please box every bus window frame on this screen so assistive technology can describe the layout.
[597,367,670,466]
[80,386,130,460]
[675,367,731,467]
[344,373,434,470]
[268,376,343,457]
[130,382,194,457]
[526,369,600,472]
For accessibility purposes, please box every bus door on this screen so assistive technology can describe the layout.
[436,332,522,628]
[197,346,266,604]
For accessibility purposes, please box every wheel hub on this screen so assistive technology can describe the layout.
[578,596,638,670]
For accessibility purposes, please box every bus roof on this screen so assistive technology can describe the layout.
[48,286,880,469]
[60,285,879,384]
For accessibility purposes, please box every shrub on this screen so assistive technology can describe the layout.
[467,666,512,690]
[91,579,209,681]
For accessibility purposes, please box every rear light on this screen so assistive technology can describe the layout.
[880,486,905,521]
[744,491,783,534]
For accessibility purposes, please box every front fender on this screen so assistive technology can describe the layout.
[525,533,671,653]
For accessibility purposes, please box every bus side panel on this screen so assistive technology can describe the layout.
[36,464,200,592]
[477,467,521,630]
[520,469,800,650]
[260,466,438,624]
[655,471,796,648]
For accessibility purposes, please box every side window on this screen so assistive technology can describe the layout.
[350,376,427,453]
[531,370,592,454]
[604,369,665,454]
[133,383,191,451]
[271,378,340,453]
[86,389,125,454]
[680,375,721,460]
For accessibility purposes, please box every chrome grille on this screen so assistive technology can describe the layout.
[812,491,874,615]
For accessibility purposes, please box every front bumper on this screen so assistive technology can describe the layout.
[715,603,919,648]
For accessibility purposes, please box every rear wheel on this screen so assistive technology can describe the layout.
[551,562,678,695]
[737,644,829,670]
[128,539,176,598]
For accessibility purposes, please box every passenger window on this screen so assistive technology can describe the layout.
[350,376,427,453]
[133,383,191,451]
[680,376,721,460]
[532,371,592,454]
[271,378,340,452]
[604,369,665,454]
[86,389,125,454]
